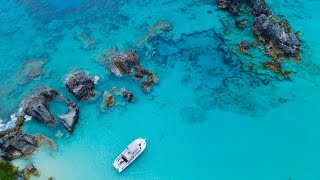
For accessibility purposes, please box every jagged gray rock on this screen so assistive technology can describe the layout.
[0,129,38,160]
[58,99,79,133]
[23,88,58,125]
[65,72,95,100]
[253,14,301,57]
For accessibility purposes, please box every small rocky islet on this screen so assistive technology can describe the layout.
[0,0,304,179]
[217,0,301,77]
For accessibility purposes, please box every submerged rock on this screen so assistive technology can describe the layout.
[58,99,79,134]
[65,72,95,100]
[23,163,39,178]
[122,90,134,103]
[137,20,173,46]
[216,0,241,16]
[100,87,134,110]
[235,19,248,29]
[263,61,292,78]
[0,129,38,160]
[238,40,250,55]
[253,14,301,58]
[23,88,58,125]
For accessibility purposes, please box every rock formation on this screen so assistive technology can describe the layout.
[23,88,58,125]
[65,72,96,100]
[253,14,301,59]
[0,129,38,160]
[98,49,158,91]
[58,99,79,134]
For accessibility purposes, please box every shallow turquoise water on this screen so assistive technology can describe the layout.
[1,0,320,179]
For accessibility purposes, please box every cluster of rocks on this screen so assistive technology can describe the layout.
[216,0,301,60]
[1,71,97,169]
[15,163,40,180]
[98,49,158,91]
[65,72,96,100]
[100,87,134,109]
[23,88,80,134]
[0,129,38,161]
[58,99,79,133]
[23,88,58,126]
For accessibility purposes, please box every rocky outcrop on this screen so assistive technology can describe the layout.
[216,0,241,16]
[253,14,301,58]
[250,0,272,16]
[65,72,95,100]
[58,99,79,134]
[23,88,58,125]
[98,49,158,91]
[0,129,38,161]
[108,50,140,76]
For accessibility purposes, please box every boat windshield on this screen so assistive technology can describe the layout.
[122,155,128,163]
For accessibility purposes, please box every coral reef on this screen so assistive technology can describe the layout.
[263,61,292,78]
[23,88,58,126]
[65,72,96,100]
[58,99,79,134]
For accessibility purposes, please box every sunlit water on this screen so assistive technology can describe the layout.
[1,0,320,179]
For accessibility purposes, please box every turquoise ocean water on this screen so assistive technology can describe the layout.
[1,0,320,179]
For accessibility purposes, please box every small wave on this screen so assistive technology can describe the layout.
[0,101,32,132]
[93,75,100,84]
[0,115,17,131]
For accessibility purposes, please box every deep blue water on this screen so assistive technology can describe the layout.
[1,0,320,179]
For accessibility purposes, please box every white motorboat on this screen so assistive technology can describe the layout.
[113,138,146,173]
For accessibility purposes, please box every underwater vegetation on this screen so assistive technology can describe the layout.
[0,161,18,180]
